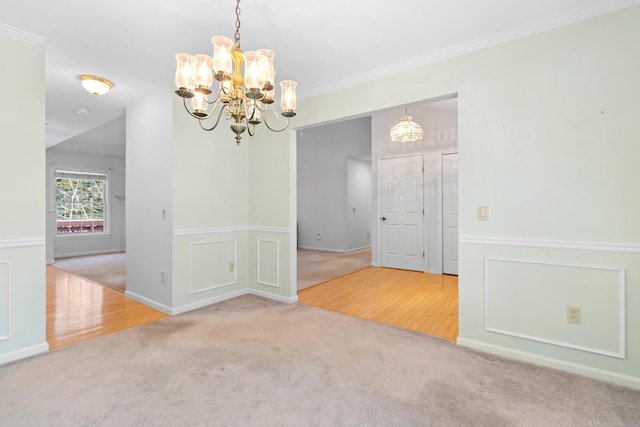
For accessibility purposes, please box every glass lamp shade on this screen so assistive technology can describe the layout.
[246,99,262,124]
[191,91,207,117]
[280,80,297,112]
[194,54,213,91]
[211,36,233,76]
[79,75,113,95]
[257,49,275,89]
[175,53,196,90]
[243,51,265,91]
[390,112,424,142]
[261,86,275,105]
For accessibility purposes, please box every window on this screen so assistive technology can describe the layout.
[55,169,109,235]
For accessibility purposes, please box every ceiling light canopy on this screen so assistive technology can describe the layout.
[78,75,113,96]
[173,0,297,145]
[390,109,424,142]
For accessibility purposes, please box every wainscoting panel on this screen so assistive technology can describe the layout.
[257,239,279,287]
[484,257,625,358]
[189,240,237,294]
[0,262,10,341]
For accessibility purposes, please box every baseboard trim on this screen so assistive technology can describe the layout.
[249,288,298,304]
[124,291,173,315]
[171,289,248,315]
[54,249,123,260]
[457,337,640,391]
[298,245,371,254]
[0,342,49,366]
[127,287,298,316]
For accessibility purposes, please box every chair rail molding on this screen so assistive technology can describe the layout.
[459,235,640,254]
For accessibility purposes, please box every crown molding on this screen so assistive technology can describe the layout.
[298,0,640,100]
[0,23,45,45]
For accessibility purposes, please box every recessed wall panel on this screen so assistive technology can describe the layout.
[190,240,237,294]
[0,262,9,341]
[257,239,279,287]
[485,258,625,358]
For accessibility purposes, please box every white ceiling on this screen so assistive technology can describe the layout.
[2,0,638,155]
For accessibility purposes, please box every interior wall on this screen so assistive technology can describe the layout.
[125,92,174,312]
[347,157,372,250]
[371,102,458,272]
[170,95,250,313]
[0,34,47,364]
[252,6,640,389]
[296,116,372,252]
[46,149,126,260]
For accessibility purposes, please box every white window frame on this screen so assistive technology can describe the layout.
[53,167,111,237]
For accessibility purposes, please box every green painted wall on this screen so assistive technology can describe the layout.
[247,7,640,387]
[0,34,47,362]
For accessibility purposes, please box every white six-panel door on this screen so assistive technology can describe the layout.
[379,155,424,271]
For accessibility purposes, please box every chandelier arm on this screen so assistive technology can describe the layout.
[247,121,255,137]
[262,112,292,133]
[198,104,228,132]
[182,96,212,120]
[182,96,227,122]
[203,90,222,105]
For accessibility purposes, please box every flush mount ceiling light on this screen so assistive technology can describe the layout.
[173,0,297,145]
[390,108,424,142]
[78,75,113,95]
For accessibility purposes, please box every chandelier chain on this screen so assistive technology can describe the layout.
[234,0,242,47]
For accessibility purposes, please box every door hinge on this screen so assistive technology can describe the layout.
[423,209,425,215]
[423,251,425,258]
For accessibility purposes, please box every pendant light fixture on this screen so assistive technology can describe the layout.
[173,0,298,145]
[390,108,424,142]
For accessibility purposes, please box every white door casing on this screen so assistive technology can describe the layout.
[379,155,424,271]
[442,153,459,275]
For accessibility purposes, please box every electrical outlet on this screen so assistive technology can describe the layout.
[229,262,235,272]
[567,306,581,324]
[477,205,489,221]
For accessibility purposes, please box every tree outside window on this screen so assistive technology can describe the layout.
[55,170,108,235]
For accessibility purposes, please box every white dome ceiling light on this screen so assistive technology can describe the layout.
[78,75,113,96]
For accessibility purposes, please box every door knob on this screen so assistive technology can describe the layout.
[380,216,387,222]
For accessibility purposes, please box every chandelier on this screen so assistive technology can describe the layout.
[173,0,297,145]
[390,109,424,142]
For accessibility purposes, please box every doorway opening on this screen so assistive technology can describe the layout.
[295,96,458,339]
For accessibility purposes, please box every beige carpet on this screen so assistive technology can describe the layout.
[53,252,126,293]
[297,248,372,290]
[1,295,638,426]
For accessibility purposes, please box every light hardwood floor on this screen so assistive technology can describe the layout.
[47,266,167,350]
[298,267,458,341]
[48,251,456,350]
